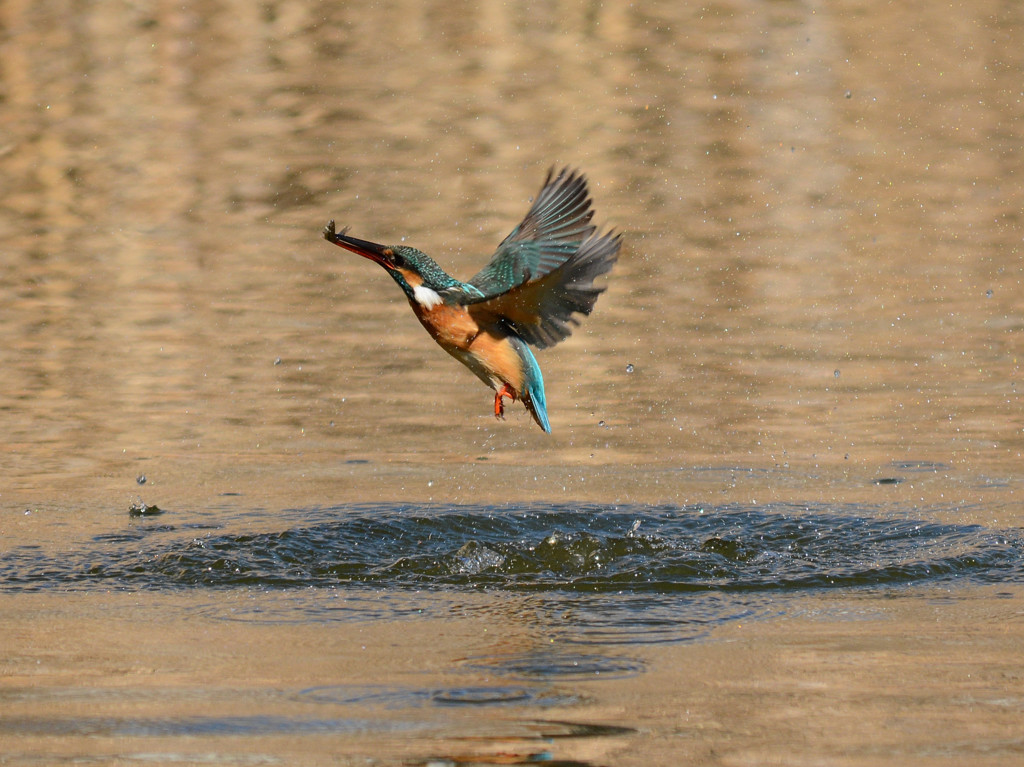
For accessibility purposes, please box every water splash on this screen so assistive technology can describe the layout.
[2,503,1020,643]
[3,503,1020,593]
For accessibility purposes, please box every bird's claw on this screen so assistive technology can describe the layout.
[494,383,517,420]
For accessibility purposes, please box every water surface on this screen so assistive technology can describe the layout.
[2,0,1023,765]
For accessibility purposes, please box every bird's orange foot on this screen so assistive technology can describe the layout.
[494,383,517,420]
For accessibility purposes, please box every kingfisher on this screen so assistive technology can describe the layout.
[322,166,620,432]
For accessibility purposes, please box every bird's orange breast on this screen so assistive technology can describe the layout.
[410,300,480,352]
[409,300,525,394]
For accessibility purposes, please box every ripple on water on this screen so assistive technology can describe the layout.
[296,683,576,708]
[460,651,646,680]
[2,503,1021,643]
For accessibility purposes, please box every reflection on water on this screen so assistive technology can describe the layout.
[0,714,408,738]
[460,652,646,681]
[0,1,1021,509]
[299,683,574,708]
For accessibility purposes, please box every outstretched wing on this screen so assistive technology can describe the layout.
[469,228,621,349]
[461,167,598,300]
[446,166,620,349]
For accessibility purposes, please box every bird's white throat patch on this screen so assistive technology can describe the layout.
[412,284,444,310]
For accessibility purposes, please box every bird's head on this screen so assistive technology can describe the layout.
[323,221,456,302]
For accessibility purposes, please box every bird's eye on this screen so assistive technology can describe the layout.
[387,249,405,267]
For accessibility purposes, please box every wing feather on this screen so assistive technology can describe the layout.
[461,167,598,298]
[468,229,621,349]
[442,166,620,348]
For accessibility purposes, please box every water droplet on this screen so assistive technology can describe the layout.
[273,357,282,365]
[598,420,606,427]
[833,369,841,378]
[136,475,147,485]
[625,364,634,374]
[985,289,994,298]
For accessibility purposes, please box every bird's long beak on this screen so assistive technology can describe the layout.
[322,220,396,270]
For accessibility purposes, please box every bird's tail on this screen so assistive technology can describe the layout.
[509,335,551,433]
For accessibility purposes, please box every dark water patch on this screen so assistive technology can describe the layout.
[2,503,1022,643]
[3,503,1021,593]
[532,719,638,738]
[0,714,409,737]
[297,684,574,708]
[462,651,645,680]
[888,460,951,473]
[437,686,548,706]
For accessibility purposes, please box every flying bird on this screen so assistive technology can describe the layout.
[322,166,620,432]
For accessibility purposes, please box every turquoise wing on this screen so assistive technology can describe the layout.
[461,167,599,300]
[467,231,620,348]
[450,167,620,349]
